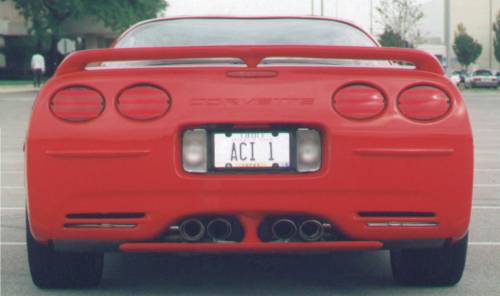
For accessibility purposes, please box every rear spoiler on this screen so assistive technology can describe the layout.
[55,45,444,76]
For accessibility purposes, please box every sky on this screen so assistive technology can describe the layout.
[163,0,434,36]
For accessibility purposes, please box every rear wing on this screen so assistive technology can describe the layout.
[55,45,444,77]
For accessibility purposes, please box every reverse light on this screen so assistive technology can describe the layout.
[296,128,321,173]
[50,86,104,122]
[117,85,171,120]
[182,129,208,173]
[398,86,451,121]
[332,85,385,120]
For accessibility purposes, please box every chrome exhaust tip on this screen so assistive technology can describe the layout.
[207,218,233,241]
[298,219,324,242]
[271,219,297,241]
[179,218,205,242]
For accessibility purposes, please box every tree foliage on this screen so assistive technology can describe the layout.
[494,11,500,64]
[376,0,423,46]
[7,0,167,39]
[453,24,482,70]
[2,0,167,72]
[378,27,411,48]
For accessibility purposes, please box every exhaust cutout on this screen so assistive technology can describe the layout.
[179,218,205,242]
[298,219,324,241]
[271,219,297,241]
[207,218,232,241]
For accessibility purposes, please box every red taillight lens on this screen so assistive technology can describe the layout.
[332,85,385,120]
[117,85,171,120]
[398,86,451,121]
[50,86,105,122]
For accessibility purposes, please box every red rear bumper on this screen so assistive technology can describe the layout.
[26,129,472,247]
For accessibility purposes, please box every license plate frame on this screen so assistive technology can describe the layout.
[208,127,297,173]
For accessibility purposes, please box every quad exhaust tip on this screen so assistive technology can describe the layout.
[179,218,206,242]
[298,219,324,242]
[207,218,233,241]
[271,219,297,241]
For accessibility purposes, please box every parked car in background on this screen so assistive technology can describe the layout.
[453,70,466,84]
[449,71,464,88]
[495,70,500,86]
[465,69,498,89]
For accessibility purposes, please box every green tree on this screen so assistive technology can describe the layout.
[3,0,167,73]
[453,24,482,71]
[494,11,500,64]
[378,27,412,48]
[376,0,424,45]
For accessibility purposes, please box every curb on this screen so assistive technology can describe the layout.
[0,86,40,94]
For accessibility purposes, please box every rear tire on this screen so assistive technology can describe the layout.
[26,216,104,288]
[390,235,468,286]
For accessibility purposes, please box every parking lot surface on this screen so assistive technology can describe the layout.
[1,90,500,295]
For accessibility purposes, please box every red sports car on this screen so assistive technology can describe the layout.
[25,16,473,288]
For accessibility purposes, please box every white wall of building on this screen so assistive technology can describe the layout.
[450,0,499,70]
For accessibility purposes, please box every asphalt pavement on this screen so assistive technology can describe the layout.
[1,89,500,295]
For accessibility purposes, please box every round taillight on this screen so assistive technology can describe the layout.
[50,86,104,122]
[117,85,171,120]
[333,85,385,120]
[398,86,451,121]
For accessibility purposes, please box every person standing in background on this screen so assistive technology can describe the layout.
[30,52,45,88]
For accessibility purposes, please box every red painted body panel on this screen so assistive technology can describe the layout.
[26,19,473,253]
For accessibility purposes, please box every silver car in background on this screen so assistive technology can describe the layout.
[466,69,498,89]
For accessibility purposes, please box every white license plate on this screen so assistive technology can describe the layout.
[213,132,290,169]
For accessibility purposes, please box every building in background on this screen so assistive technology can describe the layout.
[0,0,118,79]
[415,0,446,66]
[416,0,499,71]
[0,0,27,75]
[449,0,499,71]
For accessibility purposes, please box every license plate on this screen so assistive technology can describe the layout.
[213,132,290,169]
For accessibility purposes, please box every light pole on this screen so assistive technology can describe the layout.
[489,0,493,68]
[321,0,324,16]
[370,0,373,35]
[311,0,314,16]
[444,0,451,73]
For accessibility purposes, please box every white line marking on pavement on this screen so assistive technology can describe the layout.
[0,159,24,163]
[475,169,500,172]
[476,150,500,154]
[2,171,24,174]
[474,184,500,188]
[469,242,500,246]
[0,186,24,189]
[0,145,23,149]
[0,207,24,210]
[0,242,26,246]
[1,136,26,139]
[472,206,500,209]
[0,98,36,102]
[475,159,500,163]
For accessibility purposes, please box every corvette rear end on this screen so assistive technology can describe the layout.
[25,17,473,288]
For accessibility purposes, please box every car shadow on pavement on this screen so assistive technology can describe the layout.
[98,251,397,294]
